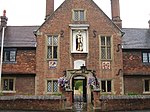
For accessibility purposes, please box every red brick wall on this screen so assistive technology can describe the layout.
[100,95,150,111]
[15,76,35,95]
[2,75,35,96]
[123,50,150,95]
[0,96,65,111]
[36,0,123,95]
[123,50,150,75]
[124,76,144,94]
[2,48,36,74]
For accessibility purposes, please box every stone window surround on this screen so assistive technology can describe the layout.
[72,9,86,21]
[99,79,113,94]
[69,24,89,54]
[45,79,59,94]
[143,79,150,94]
[99,35,112,60]
[3,48,17,63]
[1,77,16,93]
[46,35,59,60]
[142,52,150,63]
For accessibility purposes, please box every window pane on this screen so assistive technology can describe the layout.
[148,53,150,62]
[53,36,58,46]
[107,81,111,92]
[101,37,105,46]
[145,80,150,92]
[4,51,10,61]
[101,81,106,92]
[101,47,106,59]
[53,80,58,92]
[9,79,14,91]
[47,46,52,59]
[10,51,16,62]
[143,53,148,62]
[47,81,52,92]
[107,47,111,59]
[74,11,79,21]
[80,10,84,21]
[48,36,52,45]
[106,37,111,46]
[53,46,57,59]
[3,79,8,90]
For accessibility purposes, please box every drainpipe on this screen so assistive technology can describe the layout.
[0,10,7,92]
[0,26,6,92]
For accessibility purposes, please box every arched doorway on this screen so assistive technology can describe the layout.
[72,75,87,102]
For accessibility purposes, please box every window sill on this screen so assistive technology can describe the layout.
[2,91,16,94]
[3,61,17,64]
[46,92,61,95]
[101,92,112,95]
[142,63,150,65]
[71,51,88,54]
[143,92,150,94]
[101,59,112,61]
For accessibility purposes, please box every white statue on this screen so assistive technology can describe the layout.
[76,31,83,51]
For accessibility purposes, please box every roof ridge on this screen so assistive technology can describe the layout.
[6,26,40,27]
[122,28,149,30]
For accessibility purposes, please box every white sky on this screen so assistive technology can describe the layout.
[0,0,150,28]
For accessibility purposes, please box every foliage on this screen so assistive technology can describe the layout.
[127,92,139,95]
[52,92,62,96]
[0,92,3,96]
[78,86,83,93]
[74,80,83,90]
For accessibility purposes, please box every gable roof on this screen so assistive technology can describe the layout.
[37,0,122,34]
[0,26,39,47]
[122,28,150,49]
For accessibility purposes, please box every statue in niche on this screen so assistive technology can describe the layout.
[76,30,83,51]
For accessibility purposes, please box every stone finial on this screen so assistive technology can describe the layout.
[0,10,8,27]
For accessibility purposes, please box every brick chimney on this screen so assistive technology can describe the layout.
[110,0,122,28]
[0,10,8,30]
[148,20,150,29]
[45,0,54,20]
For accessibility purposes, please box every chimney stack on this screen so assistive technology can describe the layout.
[110,0,122,28]
[0,10,8,30]
[148,20,150,29]
[45,0,54,20]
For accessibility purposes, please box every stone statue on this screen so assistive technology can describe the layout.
[76,31,83,51]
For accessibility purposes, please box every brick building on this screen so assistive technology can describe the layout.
[0,0,150,104]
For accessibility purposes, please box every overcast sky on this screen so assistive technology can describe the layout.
[0,0,150,28]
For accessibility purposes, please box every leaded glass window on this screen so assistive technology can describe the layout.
[53,80,58,92]
[47,80,52,92]
[47,80,58,93]
[100,36,111,60]
[47,36,58,59]
[73,10,85,21]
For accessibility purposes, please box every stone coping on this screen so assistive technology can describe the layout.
[100,95,150,100]
[0,95,66,100]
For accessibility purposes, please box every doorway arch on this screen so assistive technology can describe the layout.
[64,67,100,104]
[72,75,87,102]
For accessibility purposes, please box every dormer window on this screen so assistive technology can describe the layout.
[73,10,85,21]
